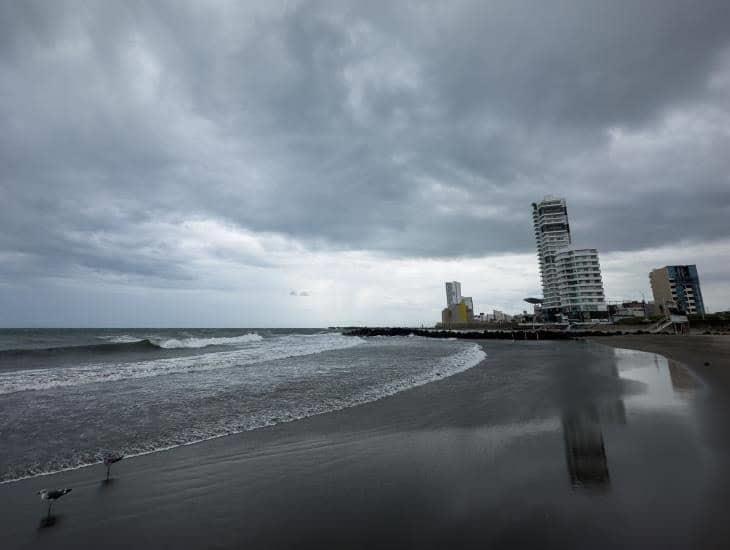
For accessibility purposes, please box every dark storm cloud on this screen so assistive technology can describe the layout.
[2,0,730,285]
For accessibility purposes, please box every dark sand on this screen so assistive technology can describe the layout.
[594,334,730,549]
[2,338,730,549]
[595,334,730,396]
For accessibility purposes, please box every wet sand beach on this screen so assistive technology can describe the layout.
[2,338,730,549]
[594,334,730,548]
[594,334,730,395]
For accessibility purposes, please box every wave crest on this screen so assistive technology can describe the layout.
[0,333,265,357]
[0,333,363,394]
[153,333,263,349]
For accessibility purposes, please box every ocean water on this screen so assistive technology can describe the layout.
[0,329,485,482]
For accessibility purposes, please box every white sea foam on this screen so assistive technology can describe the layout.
[0,333,364,394]
[96,332,264,347]
[0,339,487,483]
[153,333,264,349]
[367,342,486,400]
[97,335,145,343]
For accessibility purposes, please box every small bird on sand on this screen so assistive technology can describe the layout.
[38,488,72,521]
[103,453,124,481]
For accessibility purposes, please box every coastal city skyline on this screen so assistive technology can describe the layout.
[438,196,713,327]
[1,190,725,327]
[1,1,729,327]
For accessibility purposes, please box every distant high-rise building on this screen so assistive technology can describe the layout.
[441,283,475,326]
[445,281,462,307]
[532,197,571,314]
[650,265,705,316]
[532,197,607,321]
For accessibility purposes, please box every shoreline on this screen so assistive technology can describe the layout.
[3,337,730,548]
[1,341,487,485]
[2,346,504,548]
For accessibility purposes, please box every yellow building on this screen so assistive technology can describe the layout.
[452,302,468,323]
[441,303,468,326]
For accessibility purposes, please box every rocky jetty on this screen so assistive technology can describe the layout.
[342,327,650,340]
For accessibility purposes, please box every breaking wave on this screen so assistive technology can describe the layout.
[0,333,363,394]
[153,333,264,349]
[0,332,265,359]
[0,339,486,483]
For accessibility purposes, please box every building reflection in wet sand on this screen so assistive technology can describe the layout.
[667,360,699,394]
[562,405,611,488]
[562,361,627,490]
[561,348,699,491]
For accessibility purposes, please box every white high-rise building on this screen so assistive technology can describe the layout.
[445,281,462,307]
[532,197,571,314]
[554,248,606,317]
[532,197,607,321]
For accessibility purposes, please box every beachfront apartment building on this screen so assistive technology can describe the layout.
[532,197,607,321]
[553,248,607,318]
[532,197,571,315]
[650,265,706,316]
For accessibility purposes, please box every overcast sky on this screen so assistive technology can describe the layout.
[1,0,729,327]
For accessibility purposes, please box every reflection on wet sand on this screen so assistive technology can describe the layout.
[562,405,610,488]
[561,351,632,490]
[561,399,626,489]
[615,347,698,410]
[667,360,699,394]
[562,348,699,490]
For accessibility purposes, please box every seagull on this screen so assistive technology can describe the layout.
[103,453,124,481]
[38,488,72,520]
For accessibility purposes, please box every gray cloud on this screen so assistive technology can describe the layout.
[1,0,729,319]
